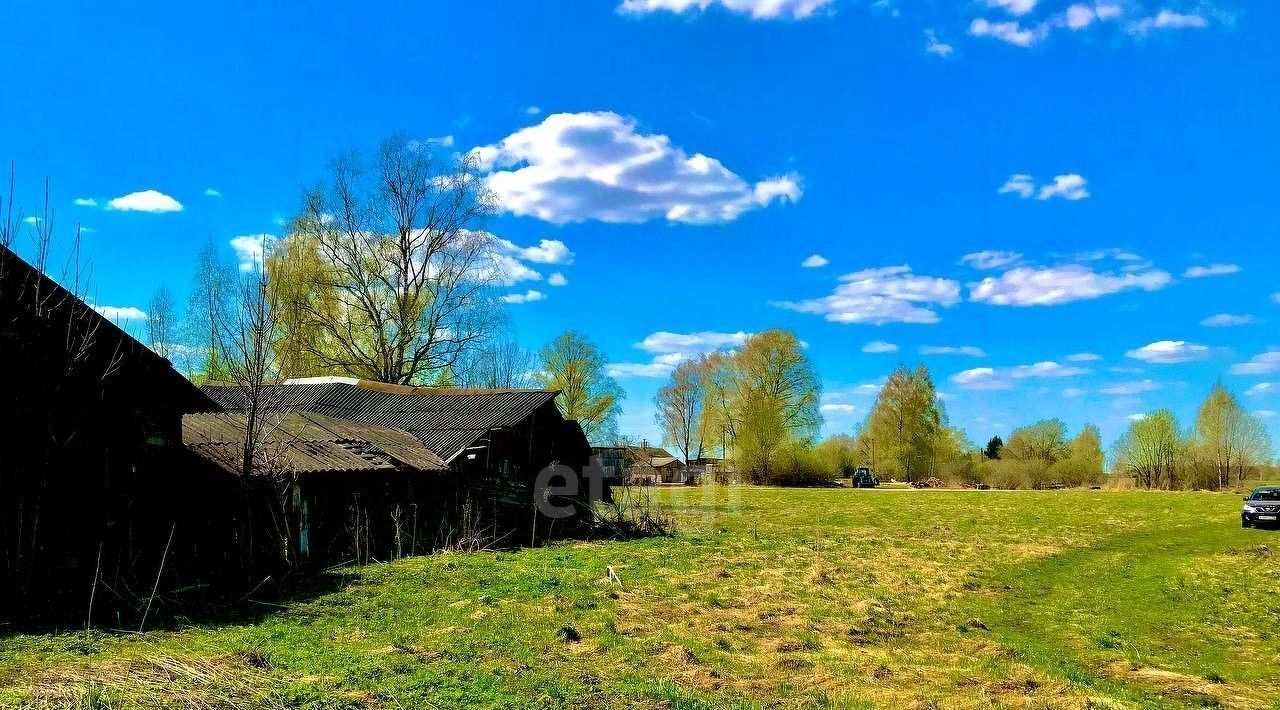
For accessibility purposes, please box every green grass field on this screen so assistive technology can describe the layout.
[2,487,1278,709]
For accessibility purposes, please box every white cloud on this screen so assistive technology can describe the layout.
[472,111,801,224]
[960,250,1022,270]
[1037,173,1090,200]
[863,340,899,354]
[1102,380,1160,396]
[548,272,568,287]
[203,188,222,198]
[1011,361,1089,378]
[820,403,860,414]
[986,0,1036,16]
[951,367,1012,390]
[637,330,751,354]
[1063,387,1086,397]
[998,174,1035,197]
[93,305,147,321]
[502,289,546,304]
[106,190,183,213]
[1127,9,1208,35]
[525,106,542,115]
[1183,263,1240,278]
[229,234,277,273]
[1256,410,1277,419]
[612,331,752,379]
[434,135,456,148]
[1066,352,1102,362]
[1063,2,1121,30]
[1246,382,1279,397]
[1127,413,1148,421]
[774,265,961,325]
[924,29,954,56]
[496,237,575,265]
[1200,313,1255,327]
[1125,340,1211,364]
[1065,3,1096,29]
[22,216,41,225]
[970,264,1171,306]
[952,360,1089,390]
[920,345,987,357]
[617,0,836,20]
[969,18,1048,47]
[73,197,98,207]
[1232,351,1280,376]
[801,254,829,268]
[998,174,1089,200]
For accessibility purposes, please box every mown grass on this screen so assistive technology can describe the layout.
[2,486,1278,709]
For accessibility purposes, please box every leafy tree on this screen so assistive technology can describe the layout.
[535,331,623,443]
[279,134,498,385]
[858,365,941,482]
[1195,382,1272,488]
[1003,419,1069,464]
[1112,410,1184,489]
[698,351,740,459]
[731,329,821,483]
[984,435,1003,460]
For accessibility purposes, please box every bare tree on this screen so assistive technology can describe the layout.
[146,285,176,360]
[455,337,535,389]
[214,249,283,481]
[284,135,499,385]
[656,356,707,466]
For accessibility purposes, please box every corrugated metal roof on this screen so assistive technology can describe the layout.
[183,411,449,475]
[200,381,560,462]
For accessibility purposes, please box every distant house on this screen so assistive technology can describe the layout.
[200,377,596,558]
[593,444,694,485]
[1,244,218,619]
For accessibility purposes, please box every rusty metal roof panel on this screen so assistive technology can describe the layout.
[183,411,449,475]
[200,381,560,461]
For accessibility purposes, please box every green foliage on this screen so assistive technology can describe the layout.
[3,488,1277,708]
[536,331,624,443]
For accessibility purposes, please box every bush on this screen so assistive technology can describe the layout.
[766,442,836,487]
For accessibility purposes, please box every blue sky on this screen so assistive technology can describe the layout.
[2,0,1278,451]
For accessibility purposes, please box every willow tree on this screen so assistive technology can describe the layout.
[1112,410,1184,489]
[1195,382,1271,488]
[858,365,942,482]
[278,135,498,385]
[535,331,624,443]
[731,329,821,483]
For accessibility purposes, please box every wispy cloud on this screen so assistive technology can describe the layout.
[502,289,546,304]
[1232,350,1280,376]
[863,340,899,354]
[1183,263,1240,278]
[999,173,1090,200]
[93,305,147,321]
[775,265,961,325]
[920,345,987,357]
[1101,379,1160,396]
[617,0,836,20]
[1200,313,1255,327]
[969,18,1048,47]
[1125,340,1211,364]
[970,263,1170,306]
[960,250,1022,270]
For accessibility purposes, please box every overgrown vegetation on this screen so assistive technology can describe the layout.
[3,486,1276,708]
